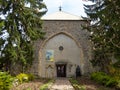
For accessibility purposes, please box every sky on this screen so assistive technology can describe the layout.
[43,0,93,17]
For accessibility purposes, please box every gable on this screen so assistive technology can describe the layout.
[41,11,83,20]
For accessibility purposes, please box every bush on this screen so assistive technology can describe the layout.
[0,71,14,90]
[28,74,34,81]
[16,73,28,83]
[16,73,34,84]
[91,72,118,87]
[106,78,118,87]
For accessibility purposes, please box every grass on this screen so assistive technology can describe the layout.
[24,88,32,90]
[39,79,54,90]
[69,78,86,90]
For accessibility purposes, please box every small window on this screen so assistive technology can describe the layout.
[59,46,64,51]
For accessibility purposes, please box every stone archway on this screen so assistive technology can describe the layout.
[38,32,85,77]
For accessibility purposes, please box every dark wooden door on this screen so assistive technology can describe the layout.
[56,64,66,77]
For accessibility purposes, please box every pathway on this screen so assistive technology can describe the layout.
[50,78,74,90]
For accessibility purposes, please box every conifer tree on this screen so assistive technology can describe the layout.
[0,0,47,72]
[84,0,120,71]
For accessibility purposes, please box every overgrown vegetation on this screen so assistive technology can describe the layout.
[39,79,54,90]
[16,73,34,84]
[0,71,14,90]
[69,78,86,90]
[91,72,120,88]
[0,71,37,90]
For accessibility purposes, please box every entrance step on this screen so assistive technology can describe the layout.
[50,78,74,90]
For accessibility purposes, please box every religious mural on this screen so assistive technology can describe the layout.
[46,50,54,61]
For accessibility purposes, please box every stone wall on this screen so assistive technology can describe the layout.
[30,20,94,77]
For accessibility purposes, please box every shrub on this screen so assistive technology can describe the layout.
[27,74,34,81]
[91,72,118,87]
[0,71,14,90]
[105,78,118,87]
[91,72,108,85]
[16,73,34,84]
[116,80,120,89]
[16,73,29,83]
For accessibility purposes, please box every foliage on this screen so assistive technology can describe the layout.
[69,78,86,90]
[16,73,34,84]
[0,0,47,72]
[26,88,32,90]
[39,79,54,90]
[83,0,120,71]
[108,65,120,77]
[108,66,120,88]
[0,71,14,90]
[91,72,118,87]
[27,73,35,81]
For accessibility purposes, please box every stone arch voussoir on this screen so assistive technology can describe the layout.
[41,31,82,48]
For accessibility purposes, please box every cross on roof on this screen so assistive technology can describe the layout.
[59,6,62,11]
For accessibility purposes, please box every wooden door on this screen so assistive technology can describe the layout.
[56,64,66,77]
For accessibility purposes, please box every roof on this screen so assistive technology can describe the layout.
[41,11,83,20]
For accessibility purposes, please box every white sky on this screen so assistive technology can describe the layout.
[43,0,93,17]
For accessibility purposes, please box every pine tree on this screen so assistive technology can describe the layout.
[83,0,120,72]
[0,0,47,72]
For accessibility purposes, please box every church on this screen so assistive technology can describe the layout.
[30,9,94,78]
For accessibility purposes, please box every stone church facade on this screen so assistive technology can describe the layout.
[30,11,94,78]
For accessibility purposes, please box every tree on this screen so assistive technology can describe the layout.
[83,0,120,72]
[0,0,47,72]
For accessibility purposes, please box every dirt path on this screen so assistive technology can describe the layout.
[50,78,74,90]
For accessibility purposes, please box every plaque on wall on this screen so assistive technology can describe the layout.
[46,50,54,61]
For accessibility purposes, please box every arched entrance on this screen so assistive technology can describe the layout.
[40,32,84,78]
